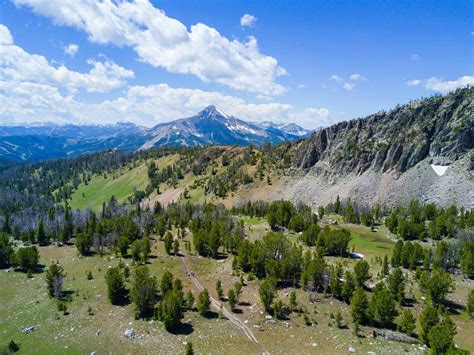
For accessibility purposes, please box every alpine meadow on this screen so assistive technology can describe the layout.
[0,1,473,354]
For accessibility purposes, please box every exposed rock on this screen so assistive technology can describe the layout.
[124,329,135,339]
[283,87,473,201]
[22,326,35,334]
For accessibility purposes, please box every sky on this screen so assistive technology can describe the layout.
[0,0,472,129]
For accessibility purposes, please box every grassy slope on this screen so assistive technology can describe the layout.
[1,221,473,353]
[69,155,179,211]
[0,240,256,354]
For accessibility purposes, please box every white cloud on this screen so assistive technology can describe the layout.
[330,73,366,91]
[424,76,474,93]
[0,25,13,44]
[14,0,285,95]
[329,74,343,83]
[0,81,329,129]
[349,73,366,81]
[64,43,79,56]
[0,24,134,93]
[405,75,474,93]
[342,82,354,91]
[240,14,257,28]
[406,79,421,86]
[290,108,331,128]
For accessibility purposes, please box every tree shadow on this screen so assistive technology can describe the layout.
[238,301,252,307]
[203,311,219,319]
[442,300,464,315]
[232,308,243,314]
[170,322,194,335]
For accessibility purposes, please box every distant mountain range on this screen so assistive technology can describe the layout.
[0,106,311,162]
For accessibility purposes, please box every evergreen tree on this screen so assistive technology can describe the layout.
[369,283,398,327]
[185,342,194,355]
[419,305,439,345]
[259,277,277,313]
[14,246,39,273]
[467,289,474,319]
[387,268,405,303]
[382,254,389,277]
[391,240,403,267]
[37,220,47,246]
[428,324,454,354]
[399,309,416,336]
[354,260,370,287]
[160,271,174,295]
[75,233,93,256]
[158,288,183,331]
[216,279,223,299]
[130,266,158,318]
[289,290,297,311]
[105,267,128,305]
[227,288,237,311]
[350,287,369,325]
[197,289,211,316]
[164,232,173,255]
[46,263,65,299]
[117,236,130,257]
[342,271,356,303]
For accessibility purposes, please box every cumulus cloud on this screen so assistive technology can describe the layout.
[406,75,473,93]
[240,14,257,28]
[14,0,285,95]
[329,74,343,83]
[424,76,474,93]
[406,79,421,86]
[0,24,134,93]
[349,73,366,81]
[64,43,79,56]
[330,73,366,91]
[342,82,354,91]
[0,81,329,129]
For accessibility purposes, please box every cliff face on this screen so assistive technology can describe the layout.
[287,87,473,176]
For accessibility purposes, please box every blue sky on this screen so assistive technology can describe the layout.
[0,0,472,128]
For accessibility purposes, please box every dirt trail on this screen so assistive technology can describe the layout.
[180,252,269,355]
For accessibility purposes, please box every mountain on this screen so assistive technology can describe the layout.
[0,122,149,162]
[140,105,305,149]
[252,121,313,137]
[0,107,307,162]
[269,87,473,208]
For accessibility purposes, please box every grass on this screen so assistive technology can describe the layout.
[2,219,472,353]
[68,155,179,211]
[0,239,258,354]
[68,165,149,211]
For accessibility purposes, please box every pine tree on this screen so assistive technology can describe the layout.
[164,232,173,255]
[350,287,369,325]
[354,260,370,287]
[215,279,223,299]
[37,220,47,246]
[105,267,127,305]
[185,342,194,355]
[130,266,158,318]
[387,267,405,304]
[46,263,65,299]
[419,305,439,345]
[259,277,277,313]
[399,309,416,336]
[197,289,211,316]
[382,254,389,277]
[228,288,237,311]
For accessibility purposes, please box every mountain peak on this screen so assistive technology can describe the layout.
[199,105,229,119]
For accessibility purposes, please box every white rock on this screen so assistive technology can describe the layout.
[348,347,356,353]
[124,329,135,339]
